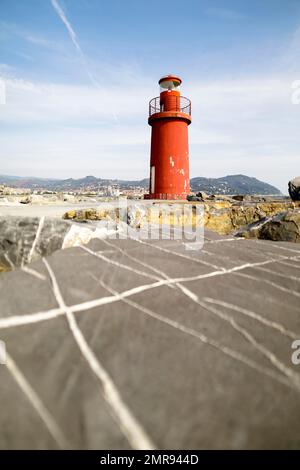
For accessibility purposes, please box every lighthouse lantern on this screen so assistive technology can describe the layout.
[159,75,181,92]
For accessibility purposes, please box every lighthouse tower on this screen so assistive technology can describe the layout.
[145,75,191,200]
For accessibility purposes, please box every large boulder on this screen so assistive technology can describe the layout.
[0,217,72,270]
[0,216,119,271]
[288,177,300,201]
[196,191,209,200]
[236,209,300,242]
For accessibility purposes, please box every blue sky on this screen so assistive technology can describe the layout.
[0,0,300,192]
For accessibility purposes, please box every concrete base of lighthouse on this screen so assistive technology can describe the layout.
[144,193,188,200]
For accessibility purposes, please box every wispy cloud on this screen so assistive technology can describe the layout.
[0,63,14,78]
[283,25,300,73]
[0,21,62,53]
[50,0,100,88]
[205,7,245,21]
[25,34,58,49]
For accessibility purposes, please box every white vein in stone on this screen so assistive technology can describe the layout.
[94,243,300,390]
[253,266,300,282]
[189,296,300,389]
[233,272,300,298]
[1,252,300,331]
[135,238,223,270]
[97,279,294,390]
[3,253,14,270]
[101,238,176,289]
[202,297,298,339]
[206,237,245,243]
[277,258,300,269]
[28,216,45,264]
[81,245,160,282]
[42,258,156,451]
[21,266,47,281]
[6,353,69,449]
[253,240,300,254]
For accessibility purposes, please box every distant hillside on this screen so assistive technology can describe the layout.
[190,175,281,195]
[0,174,281,195]
[0,174,149,190]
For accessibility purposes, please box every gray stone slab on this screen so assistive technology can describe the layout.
[0,233,300,449]
[0,366,59,450]
[0,262,56,319]
[75,303,300,449]
[0,317,129,450]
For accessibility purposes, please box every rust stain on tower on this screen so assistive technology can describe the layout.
[145,75,192,200]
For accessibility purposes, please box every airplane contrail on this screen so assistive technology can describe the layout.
[50,0,118,121]
[50,0,100,88]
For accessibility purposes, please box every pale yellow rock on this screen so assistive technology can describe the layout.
[0,263,10,273]
[63,210,77,219]
[62,200,300,235]
[203,201,300,235]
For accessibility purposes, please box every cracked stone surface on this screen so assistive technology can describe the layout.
[0,231,300,449]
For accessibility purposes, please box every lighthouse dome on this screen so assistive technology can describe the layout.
[159,75,182,92]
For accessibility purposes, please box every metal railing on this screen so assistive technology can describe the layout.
[149,96,191,117]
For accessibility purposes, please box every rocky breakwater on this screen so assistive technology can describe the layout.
[203,199,298,234]
[0,184,31,205]
[63,198,298,236]
[0,185,101,205]
[0,185,31,196]
[63,203,205,230]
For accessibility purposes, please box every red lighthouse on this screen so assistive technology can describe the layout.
[145,75,191,200]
